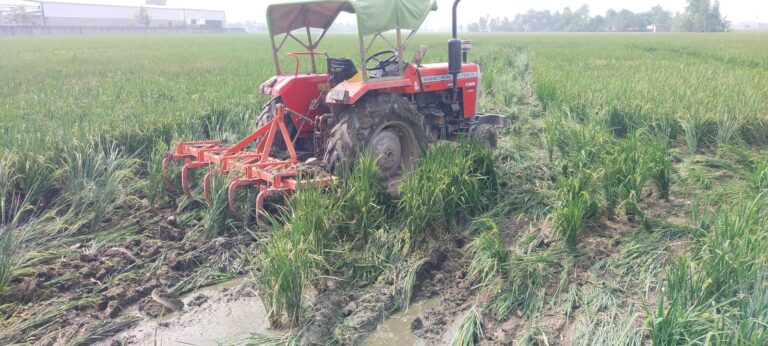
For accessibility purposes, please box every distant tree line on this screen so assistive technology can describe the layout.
[467,0,729,32]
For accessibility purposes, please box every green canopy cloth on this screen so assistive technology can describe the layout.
[267,0,438,37]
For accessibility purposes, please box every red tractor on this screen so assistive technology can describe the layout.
[163,0,506,216]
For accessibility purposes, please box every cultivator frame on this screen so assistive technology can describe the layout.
[162,103,334,218]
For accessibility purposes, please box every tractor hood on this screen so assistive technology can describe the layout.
[267,0,438,37]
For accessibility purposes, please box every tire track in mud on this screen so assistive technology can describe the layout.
[0,208,256,345]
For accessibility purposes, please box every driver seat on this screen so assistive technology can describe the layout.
[327,57,359,87]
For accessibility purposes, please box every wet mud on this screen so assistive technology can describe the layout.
[101,278,268,345]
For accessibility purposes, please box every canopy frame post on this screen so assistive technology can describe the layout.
[358,32,367,82]
[302,7,317,73]
[270,34,282,75]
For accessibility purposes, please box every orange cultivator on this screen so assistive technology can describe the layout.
[162,103,335,218]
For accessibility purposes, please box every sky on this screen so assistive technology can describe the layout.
[25,0,768,27]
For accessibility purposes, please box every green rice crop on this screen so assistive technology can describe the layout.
[2,32,768,344]
[398,141,497,249]
[650,193,768,344]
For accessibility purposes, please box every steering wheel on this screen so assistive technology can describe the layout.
[365,50,398,71]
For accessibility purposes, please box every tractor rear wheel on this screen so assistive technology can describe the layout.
[323,94,426,183]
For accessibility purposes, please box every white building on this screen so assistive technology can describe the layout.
[6,1,225,28]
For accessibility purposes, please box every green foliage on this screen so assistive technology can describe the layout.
[202,174,232,239]
[336,154,386,235]
[0,227,14,294]
[134,5,152,27]
[467,219,508,287]
[145,141,168,206]
[57,141,139,233]
[547,108,675,247]
[649,194,768,344]
[681,0,729,32]
[747,160,768,192]
[256,185,339,328]
[450,307,483,346]
[399,141,497,249]
[552,172,598,249]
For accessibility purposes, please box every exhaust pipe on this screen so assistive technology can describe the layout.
[448,0,462,101]
[452,0,460,39]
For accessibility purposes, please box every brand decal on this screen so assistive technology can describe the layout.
[420,72,478,83]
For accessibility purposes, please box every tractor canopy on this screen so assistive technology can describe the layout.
[267,0,438,37]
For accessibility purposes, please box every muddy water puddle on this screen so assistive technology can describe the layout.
[101,277,268,345]
[363,298,439,346]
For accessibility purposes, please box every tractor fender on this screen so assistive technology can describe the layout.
[325,78,412,105]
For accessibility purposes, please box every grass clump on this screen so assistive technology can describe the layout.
[747,160,768,192]
[450,307,483,346]
[467,219,508,287]
[489,232,558,320]
[202,174,233,238]
[57,141,140,234]
[546,109,674,248]
[649,193,768,344]
[552,172,599,249]
[0,227,14,295]
[256,184,339,328]
[399,141,496,250]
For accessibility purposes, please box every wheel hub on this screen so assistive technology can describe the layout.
[371,129,402,178]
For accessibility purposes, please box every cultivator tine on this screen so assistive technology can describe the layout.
[180,160,193,197]
[227,179,240,215]
[203,172,213,203]
[256,188,287,224]
[181,160,212,198]
[227,177,263,218]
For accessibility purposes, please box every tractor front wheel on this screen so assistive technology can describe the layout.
[323,94,426,184]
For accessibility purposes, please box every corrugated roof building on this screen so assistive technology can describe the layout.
[24,1,225,28]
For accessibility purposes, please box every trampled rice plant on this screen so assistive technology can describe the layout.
[0,227,14,294]
[344,227,404,286]
[488,230,557,320]
[573,311,643,346]
[398,257,428,310]
[513,325,549,346]
[650,193,768,344]
[467,219,508,287]
[609,225,689,296]
[450,307,483,346]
